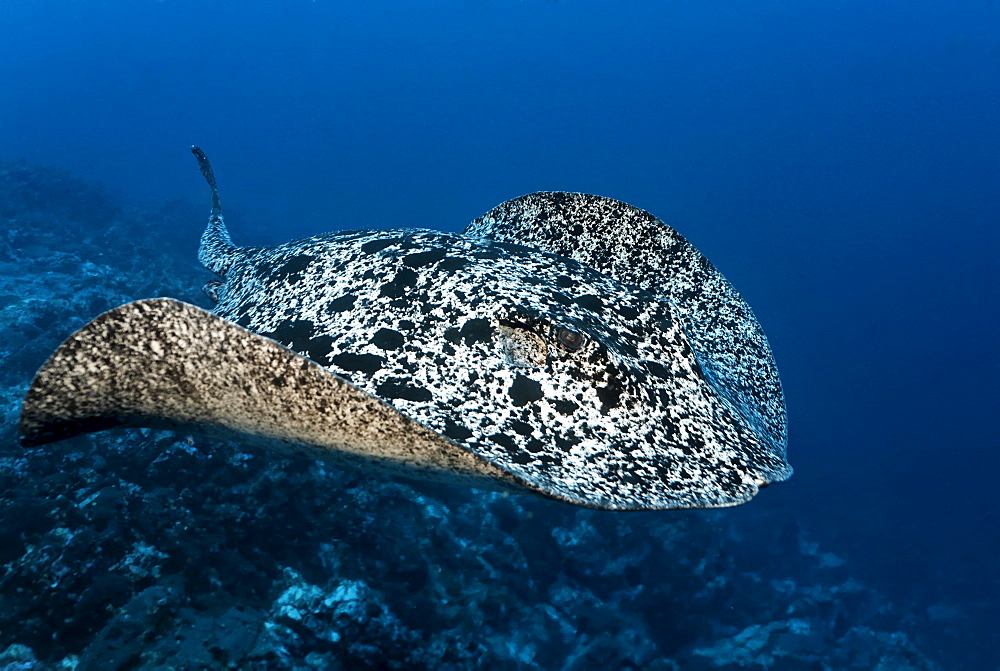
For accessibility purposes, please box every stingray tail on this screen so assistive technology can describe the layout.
[191,146,237,277]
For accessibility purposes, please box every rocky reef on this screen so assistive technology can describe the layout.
[0,159,951,669]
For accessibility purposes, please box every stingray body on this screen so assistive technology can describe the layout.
[18,148,791,510]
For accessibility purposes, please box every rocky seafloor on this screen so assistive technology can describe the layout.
[0,159,963,669]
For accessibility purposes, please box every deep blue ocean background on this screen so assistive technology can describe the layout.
[1,0,998,668]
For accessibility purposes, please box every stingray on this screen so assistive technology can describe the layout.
[18,147,791,510]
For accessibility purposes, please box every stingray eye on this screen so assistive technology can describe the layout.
[556,326,585,351]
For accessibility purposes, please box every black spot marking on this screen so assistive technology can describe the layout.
[328,294,356,312]
[596,379,624,411]
[525,438,546,453]
[403,248,447,268]
[509,374,544,407]
[361,237,402,254]
[510,420,534,436]
[443,419,474,441]
[278,254,314,284]
[553,399,579,416]
[458,318,492,346]
[376,380,433,402]
[260,320,335,365]
[551,292,574,306]
[380,267,418,298]
[555,275,575,289]
[490,433,517,449]
[371,328,405,351]
[264,319,315,348]
[616,303,640,321]
[438,256,470,271]
[554,432,583,452]
[574,294,604,311]
[302,335,335,365]
[643,360,672,381]
[329,353,385,375]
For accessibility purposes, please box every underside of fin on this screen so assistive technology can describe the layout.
[18,298,519,491]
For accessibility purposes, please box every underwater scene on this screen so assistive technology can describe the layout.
[1,1,998,669]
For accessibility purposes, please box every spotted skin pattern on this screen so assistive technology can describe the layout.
[467,192,789,470]
[201,189,791,509]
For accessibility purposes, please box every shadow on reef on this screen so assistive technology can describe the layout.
[0,158,948,669]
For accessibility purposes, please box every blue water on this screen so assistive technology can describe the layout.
[2,0,998,667]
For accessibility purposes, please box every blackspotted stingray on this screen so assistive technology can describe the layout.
[18,147,791,510]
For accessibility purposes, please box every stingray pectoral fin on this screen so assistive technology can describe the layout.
[18,298,519,490]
